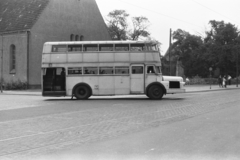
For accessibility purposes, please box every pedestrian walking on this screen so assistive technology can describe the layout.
[218,75,222,87]
[227,75,232,85]
[186,77,190,85]
[222,76,227,88]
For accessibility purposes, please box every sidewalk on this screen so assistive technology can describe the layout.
[185,84,240,92]
[0,89,41,96]
[0,84,239,96]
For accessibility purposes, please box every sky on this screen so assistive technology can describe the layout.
[95,0,240,55]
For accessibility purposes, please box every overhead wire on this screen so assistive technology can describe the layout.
[115,0,203,29]
[191,0,240,26]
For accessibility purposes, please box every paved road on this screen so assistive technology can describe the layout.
[0,89,239,160]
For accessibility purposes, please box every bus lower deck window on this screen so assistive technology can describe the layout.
[115,67,129,74]
[100,67,114,74]
[83,67,98,74]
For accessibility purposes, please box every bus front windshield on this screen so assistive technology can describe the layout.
[155,66,162,74]
[146,44,158,51]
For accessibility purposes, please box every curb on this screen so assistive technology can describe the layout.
[1,87,239,96]
[185,87,240,93]
[0,91,41,96]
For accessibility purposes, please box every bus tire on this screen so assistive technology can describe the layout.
[74,85,91,100]
[148,85,164,100]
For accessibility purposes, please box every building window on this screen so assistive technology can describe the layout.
[80,35,84,41]
[10,44,16,73]
[70,34,74,41]
[75,35,79,41]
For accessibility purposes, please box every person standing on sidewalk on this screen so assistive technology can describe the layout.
[218,75,222,87]
[222,76,227,88]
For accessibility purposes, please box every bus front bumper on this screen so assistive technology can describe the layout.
[166,89,186,94]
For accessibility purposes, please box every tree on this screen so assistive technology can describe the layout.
[204,20,239,76]
[106,10,129,40]
[170,29,206,77]
[169,21,240,78]
[106,10,151,41]
[129,16,150,40]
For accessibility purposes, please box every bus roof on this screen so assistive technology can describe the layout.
[44,40,159,45]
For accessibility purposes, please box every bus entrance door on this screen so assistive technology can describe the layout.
[42,67,66,96]
[130,64,144,93]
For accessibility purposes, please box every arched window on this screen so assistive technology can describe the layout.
[70,34,74,41]
[80,35,84,41]
[75,35,79,41]
[10,44,16,73]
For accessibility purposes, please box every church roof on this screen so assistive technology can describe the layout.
[0,0,49,33]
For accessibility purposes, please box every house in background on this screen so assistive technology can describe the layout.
[162,47,185,78]
[0,0,111,88]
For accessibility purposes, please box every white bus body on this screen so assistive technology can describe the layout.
[41,41,185,99]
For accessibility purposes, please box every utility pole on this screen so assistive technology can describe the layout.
[1,35,3,93]
[237,45,239,87]
[169,28,172,76]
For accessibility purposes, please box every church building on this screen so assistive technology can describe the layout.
[0,0,111,88]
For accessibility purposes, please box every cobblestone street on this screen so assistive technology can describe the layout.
[0,88,240,159]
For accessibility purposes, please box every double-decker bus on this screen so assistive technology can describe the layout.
[41,41,185,99]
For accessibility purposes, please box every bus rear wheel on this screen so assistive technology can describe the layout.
[74,85,91,100]
[148,85,163,100]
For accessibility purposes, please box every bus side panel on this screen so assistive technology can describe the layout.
[146,52,160,62]
[42,54,51,63]
[130,52,145,62]
[114,76,130,95]
[99,76,114,95]
[66,77,83,96]
[83,76,99,95]
[145,74,157,88]
[68,54,83,63]
[99,53,114,62]
[66,76,99,96]
[83,53,98,62]
[43,44,52,53]
[114,52,130,62]
[51,54,67,63]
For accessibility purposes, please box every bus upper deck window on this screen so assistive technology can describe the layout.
[115,44,129,51]
[99,44,114,51]
[68,45,82,52]
[83,44,98,51]
[52,45,67,52]
[130,44,145,51]
[146,44,157,51]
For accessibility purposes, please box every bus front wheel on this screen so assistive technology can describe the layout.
[148,85,163,100]
[74,85,91,100]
